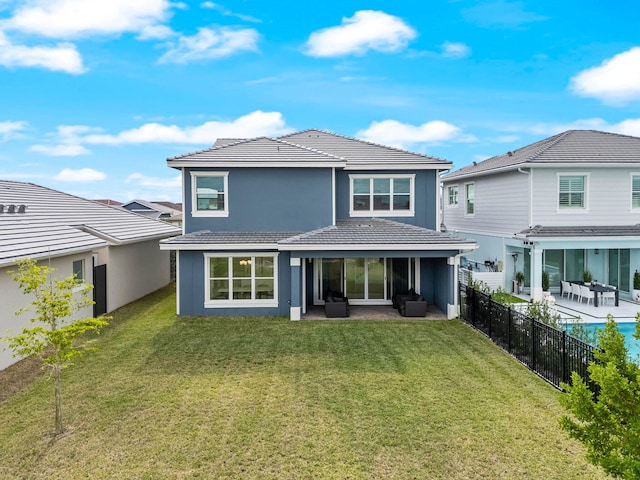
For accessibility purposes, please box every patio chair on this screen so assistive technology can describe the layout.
[560,281,571,299]
[571,283,582,302]
[579,285,595,305]
[601,286,617,306]
[324,290,350,318]
[398,292,427,317]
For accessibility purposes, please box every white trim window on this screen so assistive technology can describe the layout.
[632,174,640,209]
[205,253,278,307]
[558,175,586,209]
[465,183,475,215]
[72,259,84,282]
[191,172,229,217]
[447,185,458,206]
[349,174,415,217]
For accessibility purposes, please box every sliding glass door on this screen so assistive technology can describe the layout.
[315,257,418,304]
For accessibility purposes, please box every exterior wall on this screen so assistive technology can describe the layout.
[530,167,640,226]
[0,253,94,371]
[423,257,453,313]
[105,240,172,312]
[184,167,333,233]
[443,170,530,235]
[177,250,291,316]
[335,169,439,228]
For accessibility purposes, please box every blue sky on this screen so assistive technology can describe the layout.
[1,0,639,202]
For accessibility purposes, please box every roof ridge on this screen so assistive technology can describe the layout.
[271,138,345,160]
[522,130,572,163]
[279,128,449,162]
[280,224,336,242]
[167,136,268,160]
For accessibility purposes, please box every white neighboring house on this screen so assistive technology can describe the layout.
[0,180,181,371]
[441,130,640,301]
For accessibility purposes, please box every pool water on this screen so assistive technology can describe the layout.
[580,322,640,360]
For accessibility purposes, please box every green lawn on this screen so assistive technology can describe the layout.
[0,285,610,479]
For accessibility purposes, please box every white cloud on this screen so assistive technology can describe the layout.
[54,168,106,182]
[29,144,90,156]
[0,31,85,73]
[126,173,181,188]
[81,111,291,145]
[357,119,471,149]
[440,41,471,59]
[3,0,173,39]
[136,24,176,40]
[524,117,640,137]
[570,47,640,105]
[304,10,417,57]
[200,2,261,23]
[159,26,259,63]
[0,120,27,141]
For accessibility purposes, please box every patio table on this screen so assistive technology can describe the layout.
[563,281,619,307]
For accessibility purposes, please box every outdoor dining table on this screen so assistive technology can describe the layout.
[563,281,619,307]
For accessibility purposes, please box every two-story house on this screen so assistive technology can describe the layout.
[160,129,477,320]
[441,129,640,301]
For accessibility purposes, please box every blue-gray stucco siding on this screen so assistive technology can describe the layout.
[334,169,438,228]
[185,167,333,233]
[178,250,292,316]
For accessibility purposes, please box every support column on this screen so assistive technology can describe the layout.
[290,257,302,320]
[530,245,543,302]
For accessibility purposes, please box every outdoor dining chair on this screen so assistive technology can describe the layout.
[579,285,595,305]
[571,282,582,302]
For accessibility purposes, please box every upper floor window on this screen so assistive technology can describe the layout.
[191,172,229,217]
[205,254,278,307]
[349,174,415,217]
[632,175,640,209]
[465,183,475,215]
[558,175,585,209]
[448,185,458,206]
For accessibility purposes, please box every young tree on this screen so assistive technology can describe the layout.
[3,258,109,435]
[559,314,640,479]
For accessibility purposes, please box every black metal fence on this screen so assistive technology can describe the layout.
[459,283,597,390]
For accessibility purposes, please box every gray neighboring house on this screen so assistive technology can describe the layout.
[121,199,183,226]
[0,180,181,371]
[161,129,477,320]
[441,129,640,301]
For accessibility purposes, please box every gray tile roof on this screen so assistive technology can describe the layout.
[168,129,452,169]
[160,231,301,246]
[160,219,476,251]
[0,180,181,266]
[280,219,476,247]
[518,224,640,239]
[168,136,345,166]
[444,130,640,181]
[279,129,451,167]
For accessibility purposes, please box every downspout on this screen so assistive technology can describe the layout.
[517,167,532,227]
[332,167,336,226]
[181,167,186,235]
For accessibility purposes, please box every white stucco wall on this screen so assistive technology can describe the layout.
[105,239,171,312]
[0,253,94,371]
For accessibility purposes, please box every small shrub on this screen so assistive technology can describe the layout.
[583,270,593,283]
[634,270,640,290]
[542,271,550,291]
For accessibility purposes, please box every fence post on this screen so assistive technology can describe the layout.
[507,306,512,353]
[471,287,476,326]
[531,317,536,371]
[562,330,567,385]
[488,295,492,339]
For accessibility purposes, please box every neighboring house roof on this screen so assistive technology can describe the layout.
[160,219,476,252]
[443,130,640,181]
[168,129,452,170]
[517,225,640,240]
[94,199,123,206]
[0,181,181,267]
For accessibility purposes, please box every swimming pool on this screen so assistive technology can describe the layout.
[579,322,640,360]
